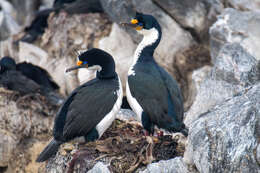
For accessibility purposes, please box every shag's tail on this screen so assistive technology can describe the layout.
[36,139,62,162]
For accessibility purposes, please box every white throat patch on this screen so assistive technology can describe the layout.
[128,28,159,76]
[88,65,102,72]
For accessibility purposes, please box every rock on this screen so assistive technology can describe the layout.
[9,0,39,26]
[0,0,21,41]
[185,9,260,126]
[257,144,260,165]
[185,65,212,112]
[210,8,260,63]
[0,88,58,172]
[153,0,208,40]
[0,130,17,167]
[212,43,260,86]
[99,23,136,91]
[227,0,260,11]
[184,83,260,172]
[140,157,190,173]
[87,162,110,173]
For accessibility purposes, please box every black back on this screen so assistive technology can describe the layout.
[128,61,184,133]
[53,77,119,142]
[16,62,59,91]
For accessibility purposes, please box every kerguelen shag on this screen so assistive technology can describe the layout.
[36,48,123,162]
[122,12,188,136]
[0,56,62,105]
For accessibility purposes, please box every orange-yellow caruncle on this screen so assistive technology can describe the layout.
[131,19,138,24]
[77,61,83,66]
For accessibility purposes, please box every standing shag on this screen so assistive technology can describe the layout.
[0,56,62,105]
[122,12,188,136]
[36,48,123,162]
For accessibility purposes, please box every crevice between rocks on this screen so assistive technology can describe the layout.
[151,0,201,43]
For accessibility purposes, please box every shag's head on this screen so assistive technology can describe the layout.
[122,12,161,35]
[66,48,115,76]
[0,56,16,73]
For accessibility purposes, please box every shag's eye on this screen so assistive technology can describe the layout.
[83,61,88,65]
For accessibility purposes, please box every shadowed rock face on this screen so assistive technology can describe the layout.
[184,83,260,172]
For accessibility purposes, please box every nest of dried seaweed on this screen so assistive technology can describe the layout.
[48,119,186,173]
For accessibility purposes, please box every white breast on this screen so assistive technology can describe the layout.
[95,77,123,137]
[126,80,143,122]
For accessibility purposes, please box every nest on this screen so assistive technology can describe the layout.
[57,119,185,173]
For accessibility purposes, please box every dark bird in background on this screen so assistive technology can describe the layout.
[122,12,188,137]
[0,56,63,105]
[36,48,123,162]
[18,0,103,43]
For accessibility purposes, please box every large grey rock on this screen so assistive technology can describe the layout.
[10,0,39,26]
[152,0,208,40]
[184,43,259,126]
[184,83,260,173]
[186,8,260,126]
[212,43,260,87]
[227,0,260,11]
[210,8,260,63]
[0,0,21,41]
[87,162,110,173]
[140,157,190,173]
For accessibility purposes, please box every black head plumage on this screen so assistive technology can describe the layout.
[133,12,161,31]
[0,56,16,73]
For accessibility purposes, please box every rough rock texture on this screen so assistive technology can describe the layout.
[0,0,21,41]
[0,88,58,172]
[140,157,189,173]
[184,83,260,172]
[210,8,260,63]
[185,9,260,126]
[227,0,260,11]
[183,7,260,173]
[87,162,110,173]
[9,0,39,26]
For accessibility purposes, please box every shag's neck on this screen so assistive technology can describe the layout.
[135,28,161,61]
[96,59,117,79]
[128,28,161,76]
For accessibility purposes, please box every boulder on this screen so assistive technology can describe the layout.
[227,0,260,11]
[140,157,190,173]
[210,8,260,63]
[186,8,260,126]
[0,0,21,41]
[184,83,260,172]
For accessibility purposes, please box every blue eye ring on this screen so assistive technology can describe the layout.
[83,61,88,65]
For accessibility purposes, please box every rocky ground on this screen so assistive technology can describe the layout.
[0,0,260,173]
